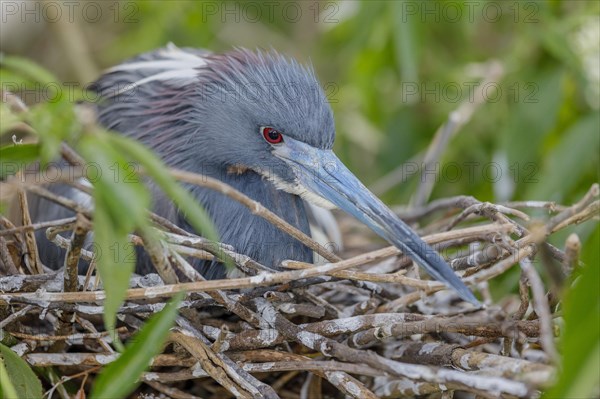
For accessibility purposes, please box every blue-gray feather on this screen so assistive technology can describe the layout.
[32,46,336,277]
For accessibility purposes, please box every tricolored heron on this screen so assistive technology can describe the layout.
[32,45,479,305]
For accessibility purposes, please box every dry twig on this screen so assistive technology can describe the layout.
[2,94,598,397]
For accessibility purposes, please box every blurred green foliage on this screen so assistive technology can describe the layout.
[1,0,598,396]
[52,0,598,224]
[4,0,599,216]
[544,229,600,399]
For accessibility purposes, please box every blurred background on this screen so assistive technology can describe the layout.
[1,2,599,396]
[1,0,598,279]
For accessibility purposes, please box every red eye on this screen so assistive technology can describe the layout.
[262,127,283,144]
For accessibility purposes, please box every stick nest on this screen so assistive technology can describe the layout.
[1,146,598,398]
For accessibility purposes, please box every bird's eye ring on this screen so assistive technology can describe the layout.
[261,127,284,144]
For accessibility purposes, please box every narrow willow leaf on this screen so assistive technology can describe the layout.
[90,293,184,399]
[544,227,600,398]
[0,343,43,399]
[105,132,235,271]
[0,143,40,179]
[0,103,23,137]
[1,57,81,163]
[0,55,60,95]
[528,113,600,200]
[0,356,19,399]
[106,133,220,243]
[28,99,80,165]
[78,132,151,339]
[92,203,136,347]
[391,1,419,85]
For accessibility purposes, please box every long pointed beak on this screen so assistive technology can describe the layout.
[274,137,480,306]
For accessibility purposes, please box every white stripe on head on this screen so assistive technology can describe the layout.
[103,44,210,97]
[106,69,201,97]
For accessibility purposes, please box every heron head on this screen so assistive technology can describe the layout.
[192,49,479,305]
[192,49,334,193]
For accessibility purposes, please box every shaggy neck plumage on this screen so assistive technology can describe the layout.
[177,167,313,279]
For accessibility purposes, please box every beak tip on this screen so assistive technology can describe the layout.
[462,291,482,307]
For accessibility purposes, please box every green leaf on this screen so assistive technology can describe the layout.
[0,54,59,96]
[92,203,137,348]
[544,226,600,398]
[106,133,220,243]
[1,57,81,164]
[77,132,151,339]
[502,70,564,170]
[391,1,419,85]
[0,103,23,137]
[90,293,184,399]
[0,143,40,179]
[0,68,37,90]
[0,356,18,399]
[0,343,43,399]
[105,132,233,272]
[28,100,80,165]
[533,8,587,81]
[528,112,600,201]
